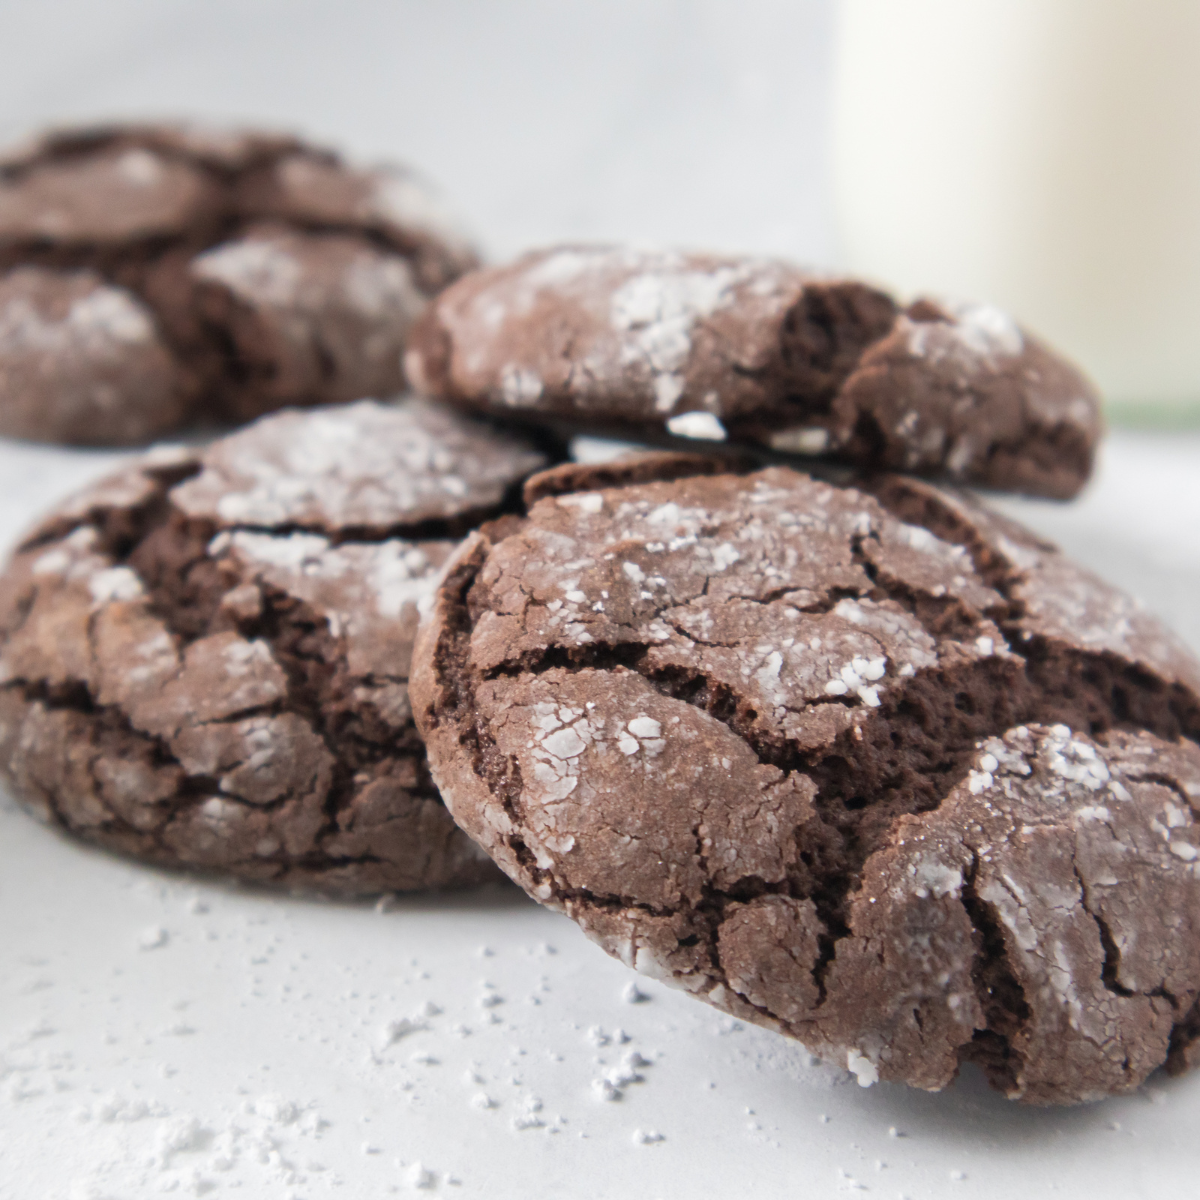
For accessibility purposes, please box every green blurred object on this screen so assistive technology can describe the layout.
[1105,399,1200,429]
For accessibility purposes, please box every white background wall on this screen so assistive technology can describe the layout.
[0,0,836,264]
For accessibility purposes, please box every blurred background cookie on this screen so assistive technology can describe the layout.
[0,397,549,893]
[407,245,1101,499]
[0,123,478,445]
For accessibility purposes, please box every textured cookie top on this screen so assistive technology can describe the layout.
[0,122,479,445]
[0,122,474,274]
[412,462,1200,1102]
[0,400,548,894]
[407,246,1101,499]
[171,397,549,531]
[0,123,302,175]
[0,266,185,443]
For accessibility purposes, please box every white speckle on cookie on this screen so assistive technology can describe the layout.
[193,236,302,307]
[88,566,144,604]
[909,856,963,899]
[500,364,543,406]
[115,147,164,186]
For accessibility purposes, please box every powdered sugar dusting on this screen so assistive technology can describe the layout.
[906,299,1024,368]
[368,165,475,255]
[193,236,303,306]
[0,273,157,355]
[447,247,803,421]
[171,398,546,530]
[609,258,752,414]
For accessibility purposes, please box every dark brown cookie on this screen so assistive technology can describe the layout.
[412,461,1200,1102]
[0,122,478,445]
[0,398,549,894]
[0,266,186,443]
[233,145,477,294]
[406,246,1101,499]
[187,224,427,422]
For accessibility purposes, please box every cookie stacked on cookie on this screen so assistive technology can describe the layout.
[405,245,1102,499]
[0,123,476,444]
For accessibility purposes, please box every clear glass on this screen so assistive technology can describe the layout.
[833,0,1200,412]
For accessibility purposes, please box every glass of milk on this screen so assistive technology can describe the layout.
[832,0,1200,412]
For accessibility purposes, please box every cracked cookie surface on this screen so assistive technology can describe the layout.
[411,461,1200,1102]
[0,122,477,444]
[0,398,548,893]
[406,245,1100,499]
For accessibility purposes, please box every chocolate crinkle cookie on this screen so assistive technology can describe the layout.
[0,122,478,445]
[406,245,1101,499]
[412,457,1200,1103]
[0,397,550,893]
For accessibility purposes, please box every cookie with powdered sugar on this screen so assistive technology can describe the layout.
[412,457,1200,1102]
[0,121,477,444]
[406,245,1101,499]
[0,398,549,893]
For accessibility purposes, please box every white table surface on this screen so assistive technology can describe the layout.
[3,431,1200,1200]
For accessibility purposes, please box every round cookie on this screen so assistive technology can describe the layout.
[0,398,549,894]
[412,459,1200,1102]
[0,122,477,444]
[0,266,186,443]
[406,245,1101,499]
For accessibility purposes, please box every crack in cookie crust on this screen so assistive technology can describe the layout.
[0,399,549,894]
[412,463,1200,1103]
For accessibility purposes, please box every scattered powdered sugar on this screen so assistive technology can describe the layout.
[845,1049,878,1088]
[381,1016,428,1045]
[510,1094,545,1130]
[137,925,169,950]
[404,1160,437,1189]
[591,1077,622,1102]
